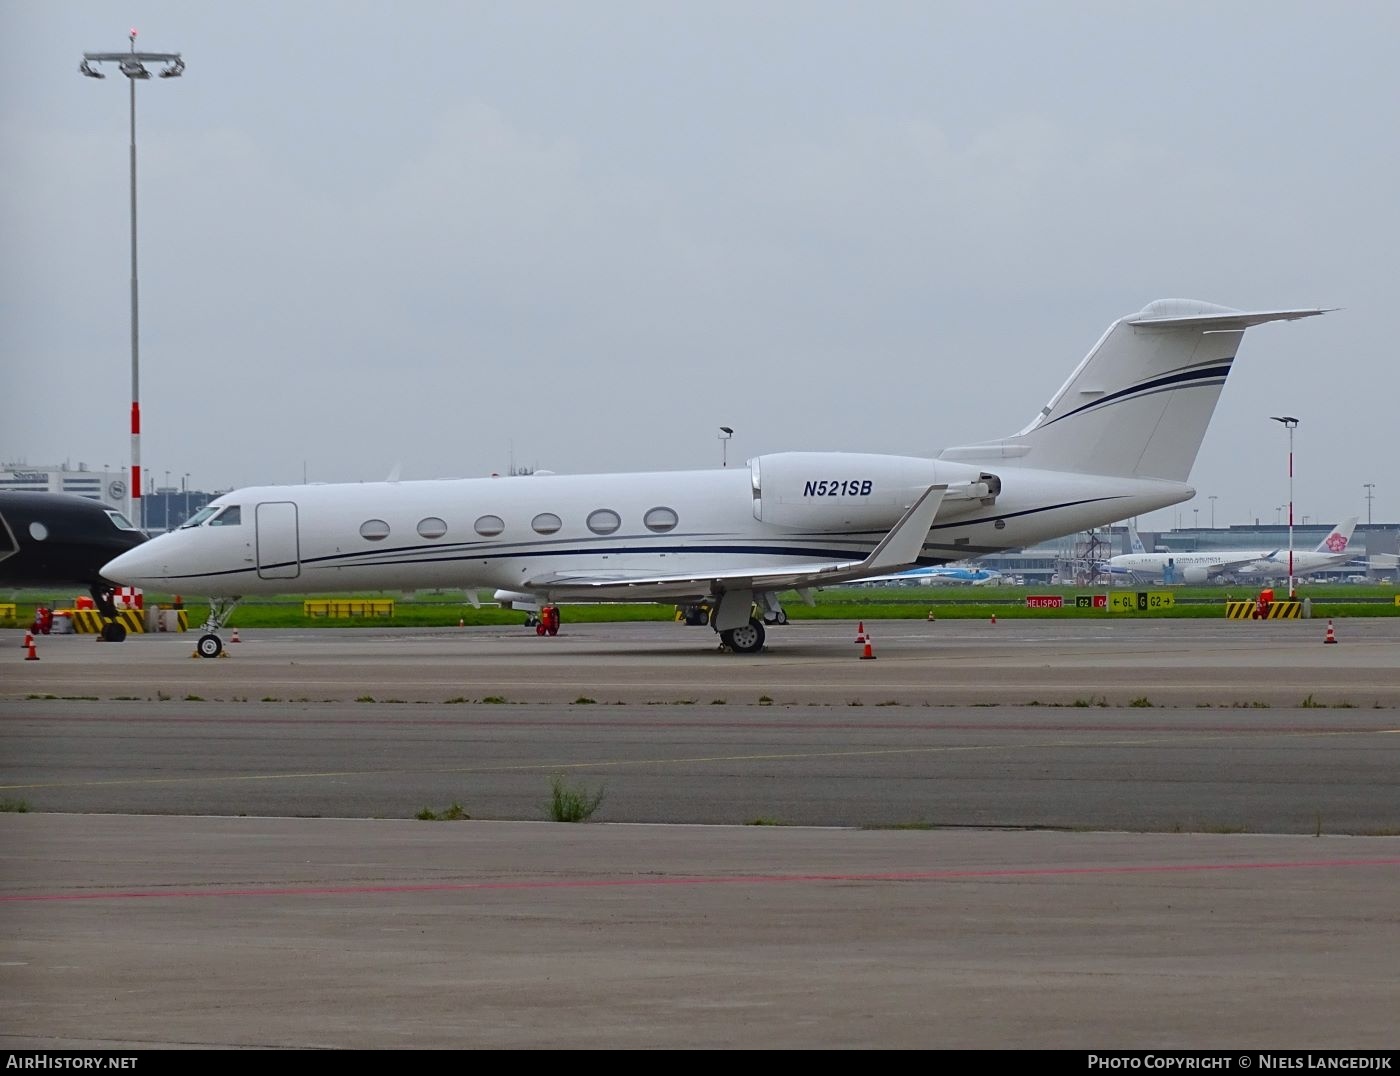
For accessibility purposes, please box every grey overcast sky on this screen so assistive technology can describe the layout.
[3,1,1395,532]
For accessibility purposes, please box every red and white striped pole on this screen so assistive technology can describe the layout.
[80,29,186,530]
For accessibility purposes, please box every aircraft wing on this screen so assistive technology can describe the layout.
[521,485,948,601]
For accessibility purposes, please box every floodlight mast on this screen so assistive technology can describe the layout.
[1271,416,1300,597]
[79,29,185,529]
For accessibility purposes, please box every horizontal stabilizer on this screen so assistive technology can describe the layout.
[1127,307,1332,330]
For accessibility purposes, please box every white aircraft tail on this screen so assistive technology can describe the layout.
[941,300,1327,481]
[1126,520,1147,555]
[1313,517,1358,556]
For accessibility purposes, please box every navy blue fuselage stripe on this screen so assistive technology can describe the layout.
[173,496,1129,583]
[1041,361,1232,427]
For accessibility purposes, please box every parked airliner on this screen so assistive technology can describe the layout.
[858,564,1002,586]
[102,298,1327,656]
[1107,517,1357,584]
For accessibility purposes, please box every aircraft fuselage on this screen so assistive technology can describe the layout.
[104,452,1192,601]
[0,492,147,590]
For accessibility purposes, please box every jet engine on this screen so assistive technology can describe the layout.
[748,452,997,529]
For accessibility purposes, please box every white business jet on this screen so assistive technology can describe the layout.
[103,298,1326,657]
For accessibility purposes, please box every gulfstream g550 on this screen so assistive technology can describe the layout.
[103,299,1326,657]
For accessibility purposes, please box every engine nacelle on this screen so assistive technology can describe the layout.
[1181,566,1210,584]
[748,452,996,529]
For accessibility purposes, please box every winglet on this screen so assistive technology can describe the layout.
[858,485,947,575]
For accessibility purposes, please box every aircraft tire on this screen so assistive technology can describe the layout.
[196,633,223,659]
[722,618,766,654]
[101,621,127,643]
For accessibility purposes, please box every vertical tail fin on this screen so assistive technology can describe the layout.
[1314,517,1358,555]
[1126,521,1147,555]
[940,300,1328,481]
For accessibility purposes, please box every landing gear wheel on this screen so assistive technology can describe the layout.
[682,604,710,626]
[196,633,223,659]
[764,610,788,625]
[721,618,766,654]
[101,621,127,642]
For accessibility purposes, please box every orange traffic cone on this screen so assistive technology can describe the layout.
[859,633,876,660]
[854,621,866,644]
[230,628,241,644]
[927,610,935,622]
[458,617,465,627]
[22,630,32,650]
[24,638,39,661]
[1323,619,1338,644]
[990,613,997,625]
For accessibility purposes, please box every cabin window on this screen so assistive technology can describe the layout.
[586,508,621,535]
[531,512,562,535]
[28,522,49,541]
[210,505,241,526]
[417,517,448,539]
[474,514,505,537]
[359,519,391,541]
[643,506,678,533]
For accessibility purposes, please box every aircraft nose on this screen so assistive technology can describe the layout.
[102,545,162,586]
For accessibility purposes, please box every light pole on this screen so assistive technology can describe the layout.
[182,473,190,524]
[718,426,733,467]
[1363,483,1375,527]
[80,29,185,530]
[1193,508,1198,530]
[1209,495,1217,529]
[1271,416,1299,597]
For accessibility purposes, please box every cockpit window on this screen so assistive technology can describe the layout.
[181,506,220,529]
[105,510,140,531]
[181,505,241,528]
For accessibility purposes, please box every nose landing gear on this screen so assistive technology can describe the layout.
[192,597,243,658]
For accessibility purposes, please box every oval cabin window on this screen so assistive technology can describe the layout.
[532,512,562,535]
[643,506,678,533]
[360,519,391,541]
[417,517,448,539]
[586,509,621,535]
[474,515,505,538]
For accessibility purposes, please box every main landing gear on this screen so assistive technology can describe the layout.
[718,617,766,655]
[194,597,243,659]
[681,594,780,654]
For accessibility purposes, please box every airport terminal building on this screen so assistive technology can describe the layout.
[0,461,214,532]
